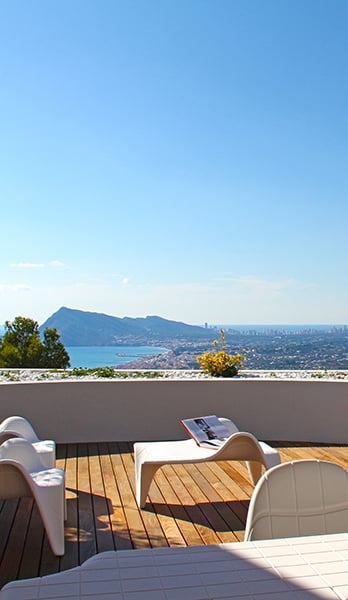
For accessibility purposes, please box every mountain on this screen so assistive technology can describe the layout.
[40,307,216,346]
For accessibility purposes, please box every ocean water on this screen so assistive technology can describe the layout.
[66,346,168,369]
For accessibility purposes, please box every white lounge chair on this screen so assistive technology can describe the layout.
[244,459,348,541]
[0,438,66,556]
[134,418,280,508]
[0,416,55,468]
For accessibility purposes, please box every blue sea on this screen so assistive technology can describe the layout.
[66,346,168,369]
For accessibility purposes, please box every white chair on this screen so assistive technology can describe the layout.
[244,459,348,541]
[0,416,55,468]
[134,418,280,508]
[0,438,65,555]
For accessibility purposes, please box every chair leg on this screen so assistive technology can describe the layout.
[34,482,65,556]
[64,495,67,521]
[136,463,162,508]
[246,460,262,485]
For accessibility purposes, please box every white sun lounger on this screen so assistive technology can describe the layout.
[134,418,281,508]
[0,438,65,556]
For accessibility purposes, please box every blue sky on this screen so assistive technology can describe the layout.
[1,0,347,326]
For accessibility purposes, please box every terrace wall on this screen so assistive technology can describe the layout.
[0,378,347,444]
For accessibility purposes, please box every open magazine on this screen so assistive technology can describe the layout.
[180,415,231,448]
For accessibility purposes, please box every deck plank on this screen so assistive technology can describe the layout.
[88,442,115,554]
[0,498,33,585]
[60,443,79,571]
[153,465,213,546]
[0,441,347,589]
[99,443,133,551]
[77,443,97,565]
[109,442,151,550]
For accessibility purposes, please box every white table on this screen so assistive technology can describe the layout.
[2,533,348,599]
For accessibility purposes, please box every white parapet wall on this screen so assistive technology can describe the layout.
[0,378,347,444]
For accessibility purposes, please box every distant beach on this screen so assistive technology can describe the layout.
[66,346,168,369]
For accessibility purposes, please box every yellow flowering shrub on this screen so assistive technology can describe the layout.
[197,329,244,377]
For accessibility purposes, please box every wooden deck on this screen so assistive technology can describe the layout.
[1,441,348,588]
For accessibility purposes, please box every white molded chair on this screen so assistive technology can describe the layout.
[0,438,65,555]
[0,416,55,468]
[134,418,280,508]
[244,459,348,541]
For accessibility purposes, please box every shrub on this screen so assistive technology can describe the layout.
[197,329,244,377]
[69,367,117,378]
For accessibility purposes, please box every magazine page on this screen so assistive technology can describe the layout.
[181,415,231,448]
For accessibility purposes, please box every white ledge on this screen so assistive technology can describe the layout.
[1,368,348,383]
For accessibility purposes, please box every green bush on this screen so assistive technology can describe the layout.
[70,367,117,378]
[197,329,244,377]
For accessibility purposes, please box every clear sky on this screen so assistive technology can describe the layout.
[1,0,347,327]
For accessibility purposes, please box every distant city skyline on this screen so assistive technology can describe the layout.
[1,1,347,326]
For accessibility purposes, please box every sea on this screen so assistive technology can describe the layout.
[66,346,168,369]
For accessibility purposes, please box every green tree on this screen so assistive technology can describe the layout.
[0,316,70,369]
[41,327,70,368]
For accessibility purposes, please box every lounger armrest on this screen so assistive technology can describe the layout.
[214,431,259,452]
[0,416,38,442]
[0,438,46,470]
[213,431,278,465]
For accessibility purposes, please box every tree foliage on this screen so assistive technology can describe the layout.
[0,316,70,369]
